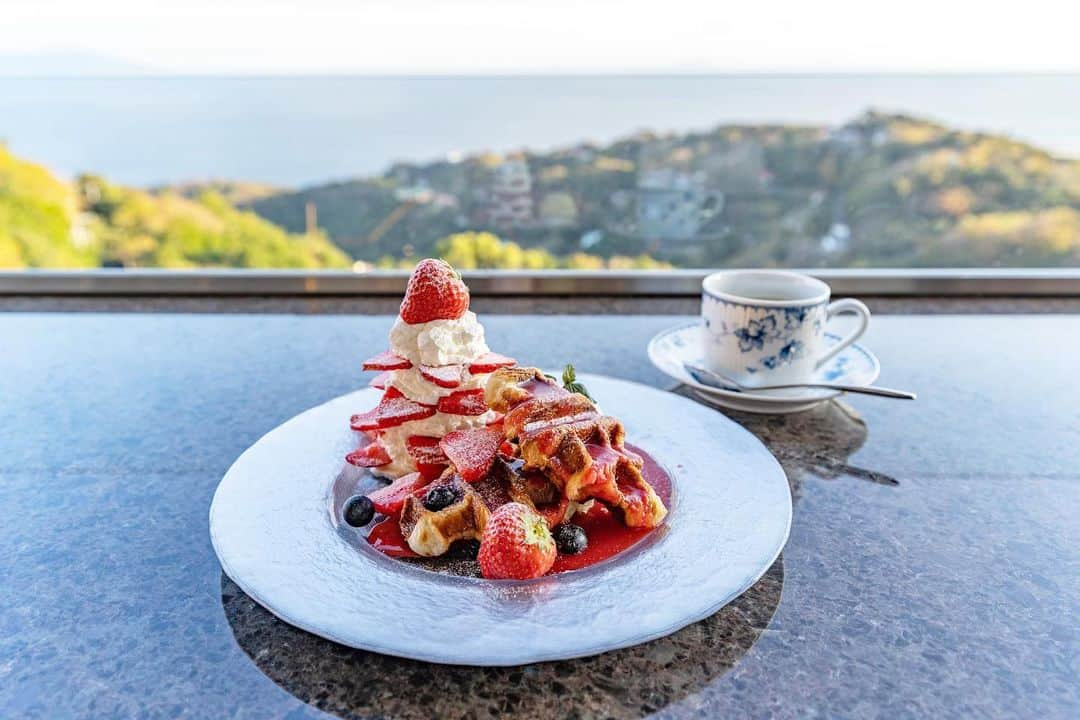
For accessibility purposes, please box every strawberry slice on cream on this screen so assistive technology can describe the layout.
[362,351,412,371]
[417,364,465,389]
[469,352,517,374]
[345,442,392,468]
[349,387,436,432]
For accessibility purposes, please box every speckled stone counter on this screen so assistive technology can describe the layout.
[1,314,1077,719]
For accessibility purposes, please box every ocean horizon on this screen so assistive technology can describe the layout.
[1,74,1077,187]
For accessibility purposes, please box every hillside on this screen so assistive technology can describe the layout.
[245,178,460,261]
[0,144,95,268]
[0,144,351,269]
[164,180,282,206]
[79,176,351,269]
[6,111,1080,270]
[242,112,1080,268]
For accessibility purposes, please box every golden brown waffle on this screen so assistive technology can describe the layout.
[485,367,668,529]
[398,475,490,556]
[490,457,576,528]
[484,366,551,411]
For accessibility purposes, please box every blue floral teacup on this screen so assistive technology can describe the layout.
[702,270,870,387]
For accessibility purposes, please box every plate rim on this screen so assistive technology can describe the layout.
[210,374,792,666]
[647,320,881,404]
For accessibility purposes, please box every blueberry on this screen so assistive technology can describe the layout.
[448,538,481,560]
[553,523,588,555]
[343,495,375,527]
[423,485,459,511]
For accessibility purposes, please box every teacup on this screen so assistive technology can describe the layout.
[701,270,870,386]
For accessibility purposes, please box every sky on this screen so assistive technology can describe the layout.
[4,0,1080,75]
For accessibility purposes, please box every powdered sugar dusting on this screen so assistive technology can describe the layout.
[349,389,436,431]
[440,426,503,481]
[418,364,465,388]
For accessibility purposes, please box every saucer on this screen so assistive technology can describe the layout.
[647,322,880,414]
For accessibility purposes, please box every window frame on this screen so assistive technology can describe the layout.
[2,268,1080,297]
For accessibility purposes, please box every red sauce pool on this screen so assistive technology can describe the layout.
[365,444,672,574]
[549,445,671,573]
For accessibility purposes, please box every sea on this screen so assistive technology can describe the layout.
[0,74,1077,187]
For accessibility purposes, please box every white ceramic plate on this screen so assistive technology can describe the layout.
[209,374,791,666]
[648,322,880,414]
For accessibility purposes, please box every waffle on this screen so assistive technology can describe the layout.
[398,474,490,556]
[485,367,668,529]
[484,366,552,410]
[490,457,577,528]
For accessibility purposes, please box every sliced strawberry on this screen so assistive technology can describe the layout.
[405,435,449,465]
[406,437,451,480]
[499,440,516,458]
[345,442,391,468]
[486,414,505,429]
[350,387,436,431]
[369,371,392,390]
[416,462,448,481]
[362,351,412,371]
[367,472,430,515]
[468,352,517,374]
[436,388,488,416]
[418,364,465,388]
[440,426,503,482]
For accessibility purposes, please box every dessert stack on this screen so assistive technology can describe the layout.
[344,259,667,580]
[347,259,515,478]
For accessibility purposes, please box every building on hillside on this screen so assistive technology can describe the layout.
[579,229,603,250]
[486,159,533,227]
[827,126,864,147]
[395,184,458,210]
[827,122,888,150]
[820,222,852,254]
[635,169,723,241]
[537,192,578,228]
[701,141,768,193]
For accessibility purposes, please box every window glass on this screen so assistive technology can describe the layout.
[2,2,1077,270]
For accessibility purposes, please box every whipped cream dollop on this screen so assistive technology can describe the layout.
[389,311,489,367]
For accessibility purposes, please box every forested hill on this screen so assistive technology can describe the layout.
[0,145,350,269]
[242,112,1080,268]
[5,111,1080,269]
[0,144,93,267]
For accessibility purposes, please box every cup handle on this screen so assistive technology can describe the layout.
[815,298,871,368]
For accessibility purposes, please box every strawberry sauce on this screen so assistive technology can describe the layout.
[364,444,673,574]
[549,445,671,574]
[367,517,419,558]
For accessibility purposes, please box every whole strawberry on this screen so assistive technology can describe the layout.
[400,258,470,324]
[478,502,557,580]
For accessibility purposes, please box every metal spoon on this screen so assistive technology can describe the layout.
[683,362,916,400]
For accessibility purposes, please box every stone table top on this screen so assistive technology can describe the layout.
[1,313,1076,719]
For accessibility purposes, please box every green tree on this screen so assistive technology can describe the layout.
[77,176,352,269]
[0,144,94,268]
[432,231,670,270]
[435,232,559,269]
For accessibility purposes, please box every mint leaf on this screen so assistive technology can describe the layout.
[561,363,594,402]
